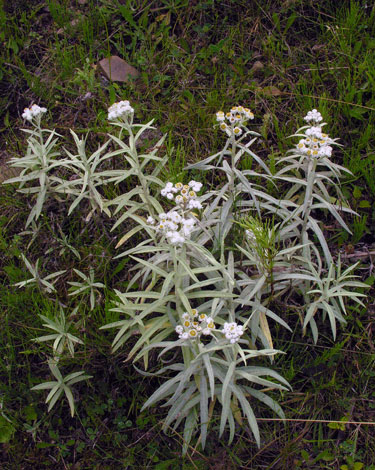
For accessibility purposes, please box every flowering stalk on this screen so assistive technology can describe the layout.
[216,106,255,193]
[108,101,155,217]
[4,105,64,227]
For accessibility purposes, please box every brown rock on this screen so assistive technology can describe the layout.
[98,56,140,83]
[250,60,264,74]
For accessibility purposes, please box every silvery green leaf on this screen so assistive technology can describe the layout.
[111,331,133,354]
[232,383,260,447]
[33,334,59,343]
[239,142,271,175]
[199,374,209,449]
[176,287,193,314]
[63,384,75,417]
[185,148,229,170]
[47,387,63,412]
[307,218,332,264]
[183,277,222,293]
[30,381,57,391]
[311,197,353,233]
[304,303,318,330]
[44,270,66,281]
[201,348,215,400]
[219,381,232,438]
[222,361,235,406]
[182,408,198,455]
[239,366,290,388]
[236,371,288,391]
[127,316,170,360]
[163,383,196,428]
[185,291,235,300]
[141,373,183,411]
[245,387,285,419]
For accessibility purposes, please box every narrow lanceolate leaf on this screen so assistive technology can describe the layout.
[202,350,215,400]
[182,408,198,455]
[63,385,76,417]
[47,387,63,412]
[199,374,209,449]
[176,287,192,314]
[163,384,196,429]
[232,383,260,447]
[141,373,183,411]
[221,362,235,409]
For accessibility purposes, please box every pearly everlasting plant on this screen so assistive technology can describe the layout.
[4,105,64,227]
[100,104,367,451]
[7,100,367,452]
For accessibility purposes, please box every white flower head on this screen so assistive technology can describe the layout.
[108,100,134,120]
[189,180,203,192]
[217,105,254,137]
[188,199,202,210]
[22,104,47,121]
[305,126,323,139]
[216,111,225,122]
[222,322,244,344]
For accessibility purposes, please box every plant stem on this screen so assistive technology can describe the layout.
[126,122,155,217]
[301,157,317,261]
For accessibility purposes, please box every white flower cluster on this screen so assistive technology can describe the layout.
[175,310,215,340]
[108,100,134,120]
[216,105,254,137]
[304,109,323,124]
[147,211,197,245]
[221,322,244,344]
[296,132,333,159]
[296,110,334,159]
[22,104,47,121]
[161,181,203,211]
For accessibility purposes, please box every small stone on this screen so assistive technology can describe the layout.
[250,61,264,74]
[98,56,140,83]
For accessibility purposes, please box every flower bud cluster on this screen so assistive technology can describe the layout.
[22,104,47,121]
[216,105,254,138]
[221,322,244,344]
[175,310,215,340]
[108,100,134,120]
[304,109,323,124]
[161,181,203,211]
[296,110,334,159]
[147,211,197,245]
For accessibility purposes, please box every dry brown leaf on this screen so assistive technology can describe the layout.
[98,56,140,83]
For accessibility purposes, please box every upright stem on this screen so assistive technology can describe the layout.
[300,157,317,320]
[301,157,317,261]
[173,244,193,366]
[173,245,182,318]
[126,123,155,216]
[229,136,236,193]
